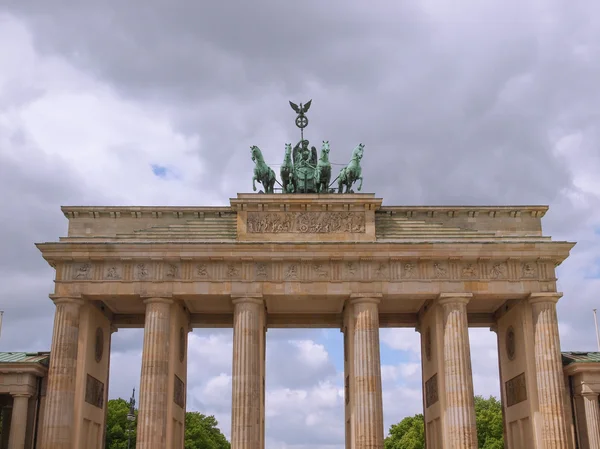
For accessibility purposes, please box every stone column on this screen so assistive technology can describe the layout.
[136,298,173,449]
[39,296,83,449]
[439,293,477,449]
[350,294,384,449]
[231,296,264,449]
[529,292,570,449]
[581,392,600,449]
[8,394,30,449]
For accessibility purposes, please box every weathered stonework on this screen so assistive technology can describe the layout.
[35,193,577,449]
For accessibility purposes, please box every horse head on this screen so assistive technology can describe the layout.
[320,140,330,160]
[284,143,292,158]
[351,143,364,161]
[250,145,262,163]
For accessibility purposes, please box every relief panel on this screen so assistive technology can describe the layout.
[246,211,366,234]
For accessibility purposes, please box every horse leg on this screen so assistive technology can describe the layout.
[252,175,257,192]
[357,176,363,191]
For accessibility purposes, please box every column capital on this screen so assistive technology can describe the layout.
[231,294,263,306]
[50,295,84,307]
[349,293,382,305]
[11,393,32,399]
[528,292,563,305]
[142,297,173,306]
[579,391,600,399]
[438,292,473,306]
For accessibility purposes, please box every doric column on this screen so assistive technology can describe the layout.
[581,392,600,449]
[529,292,570,449]
[350,294,384,449]
[136,297,173,449]
[439,293,477,449]
[8,394,31,449]
[39,296,83,449]
[231,296,264,449]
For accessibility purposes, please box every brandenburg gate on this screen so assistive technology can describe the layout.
[35,193,576,449]
[34,104,577,449]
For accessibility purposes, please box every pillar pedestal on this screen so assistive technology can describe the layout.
[439,293,478,449]
[529,293,570,449]
[349,294,384,449]
[136,297,173,449]
[39,296,83,449]
[231,296,265,449]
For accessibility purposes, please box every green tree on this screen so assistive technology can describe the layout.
[383,395,504,449]
[104,398,230,449]
[384,414,425,449]
[185,412,230,449]
[474,395,504,449]
[105,398,137,449]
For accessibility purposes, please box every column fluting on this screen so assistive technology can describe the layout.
[530,293,570,449]
[350,295,384,449]
[39,296,83,449]
[231,297,264,449]
[136,297,173,449]
[439,293,478,449]
[8,394,30,449]
[582,393,600,449]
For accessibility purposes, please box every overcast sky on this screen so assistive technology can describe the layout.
[1,1,599,448]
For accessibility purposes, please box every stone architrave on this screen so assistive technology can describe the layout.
[439,293,478,449]
[39,296,84,449]
[137,298,173,449]
[350,294,384,449]
[231,296,265,449]
[529,293,571,449]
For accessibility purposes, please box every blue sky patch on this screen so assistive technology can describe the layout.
[151,164,168,178]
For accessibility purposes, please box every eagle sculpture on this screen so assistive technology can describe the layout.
[289,100,312,115]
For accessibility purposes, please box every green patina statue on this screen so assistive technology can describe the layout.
[249,101,365,194]
[251,145,276,193]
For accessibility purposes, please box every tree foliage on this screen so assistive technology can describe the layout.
[383,395,504,449]
[105,398,230,449]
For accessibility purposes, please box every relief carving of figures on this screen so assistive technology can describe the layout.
[255,263,268,279]
[75,263,92,279]
[461,263,477,278]
[490,263,508,279]
[521,262,537,278]
[196,264,209,277]
[433,262,448,278]
[136,263,149,280]
[344,262,358,278]
[247,211,365,234]
[313,263,329,279]
[285,264,299,280]
[402,263,417,279]
[166,264,179,278]
[227,264,241,278]
[105,265,121,280]
[374,263,388,279]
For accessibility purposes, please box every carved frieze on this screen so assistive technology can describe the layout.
[85,374,105,409]
[246,211,366,234]
[104,264,122,280]
[505,372,527,407]
[165,263,180,279]
[425,373,439,407]
[135,263,151,280]
[64,258,553,284]
[490,262,508,279]
[521,262,537,278]
[73,263,92,280]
